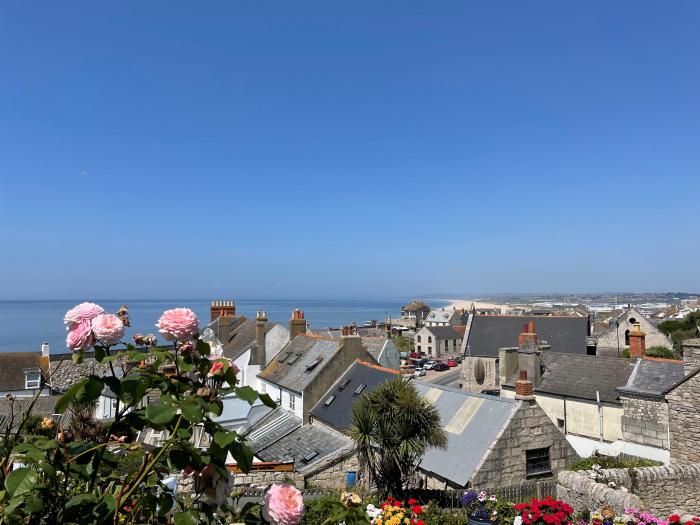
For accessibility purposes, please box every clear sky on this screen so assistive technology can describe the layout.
[1,1,698,300]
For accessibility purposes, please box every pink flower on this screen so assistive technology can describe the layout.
[66,319,94,351]
[263,483,304,525]
[155,308,199,341]
[209,361,225,377]
[91,313,125,345]
[64,302,104,328]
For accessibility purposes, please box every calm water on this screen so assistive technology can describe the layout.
[0,299,448,354]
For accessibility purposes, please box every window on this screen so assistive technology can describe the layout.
[417,335,422,342]
[525,447,551,477]
[289,395,296,410]
[25,373,41,390]
[353,384,366,396]
[557,418,565,430]
[339,378,351,390]
[324,395,336,406]
[428,336,432,343]
[417,345,421,352]
[624,329,630,346]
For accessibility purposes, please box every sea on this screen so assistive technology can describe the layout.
[0,298,449,354]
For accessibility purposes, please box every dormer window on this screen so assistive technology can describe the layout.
[25,372,41,390]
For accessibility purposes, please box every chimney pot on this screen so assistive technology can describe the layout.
[211,300,236,321]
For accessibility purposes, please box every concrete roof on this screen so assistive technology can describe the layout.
[414,382,518,487]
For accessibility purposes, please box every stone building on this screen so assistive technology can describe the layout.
[423,308,467,327]
[400,300,431,328]
[415,325,465,358]
[415,378,578,489]
[460,314,589,394]
[595,306,672,357]
[667,339,700,464]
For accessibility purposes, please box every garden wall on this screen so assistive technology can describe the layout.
[557,464,700,516]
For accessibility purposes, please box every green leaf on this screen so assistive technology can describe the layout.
[213,431,237,448]
[102,492,117,511]
[127,350,150,362]
[177,356,194,372]
[146,403,176,425]
[76,376,104,405]
[179,400,204,423]
[5,467,38,497]
[119,374,148,406]
[55,379,89,413]
[259,393,278,409]
[72,350,84,364]
[196,339,211,356]
[174,510,199,525]
[208,399,223,417]
[94,345,106,362]
[228,441,253,474]
[235,386,258,405]
[66,493,95,509]
[26,493,43,513]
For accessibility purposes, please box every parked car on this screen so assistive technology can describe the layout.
[423,360,436,370]
[409,352,420,359]
[447,359,458,367]
[413,368,426,377]
[434,362,449,372]
[418,358,429,367]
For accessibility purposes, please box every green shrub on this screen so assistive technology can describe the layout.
[421,502,467,525]
[569,452,660,471]
[645,346,678,359]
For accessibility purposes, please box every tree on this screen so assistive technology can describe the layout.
[349,377,446,498]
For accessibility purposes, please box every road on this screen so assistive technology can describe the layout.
[422,368,461,388]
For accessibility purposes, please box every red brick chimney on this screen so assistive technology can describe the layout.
[517,321,542,386]
[210,300,236,321]
[289,309,307,339]
[629,323,646,358]
[515,370,535,401]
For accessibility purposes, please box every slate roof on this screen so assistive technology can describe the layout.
[414,383,518,487]
[465,315,588,357]
[243,408,302,453]
[0,396,63,431]
[0,352,44,392]
[360,338,389,363]
[425,326,464,340]
[205,315,247,345]
[255,423,352,470]
[219,319,276,361]
[504,353,634,403]
[617,358,687,398]
[313,327,385,338]
[309,360,399,432]
[257,335,338,394]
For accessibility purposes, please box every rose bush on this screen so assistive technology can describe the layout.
[0,302,281,524]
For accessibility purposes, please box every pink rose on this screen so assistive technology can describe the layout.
[155,308,199,341]
[263,483,304,525]
[66,319,94,351]
[64,302,104,328]
[209,361,225,377]
[91,313,125,346]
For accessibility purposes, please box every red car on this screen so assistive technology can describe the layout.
[447,359,458,367]
[409,352,420,359]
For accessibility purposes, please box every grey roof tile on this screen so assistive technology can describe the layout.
[255,424,352,470]
[465,315,589,357]
[243,408,302,453]
[617,358,686,397]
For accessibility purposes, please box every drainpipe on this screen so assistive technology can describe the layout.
[597,390,604,442]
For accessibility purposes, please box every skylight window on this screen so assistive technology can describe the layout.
[305,357,323,371]
[278,352,293,363]
[302,451,318,463]
[338,378,351,390]
[353,384,366,396]
[287,353,301,365]
[324,395,336,406]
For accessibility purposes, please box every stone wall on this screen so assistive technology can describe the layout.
[469,399,579,488]
[620,394,670,449]
[302,448,360,489]
[596,309,672,354]
[557,464,700,516]
[231,470,304,487]
[460,356,499,393]
[667,370,700,464]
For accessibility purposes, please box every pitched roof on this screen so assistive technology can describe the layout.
[243,408,302,453]
[0,396,63,431]
[220,319,276,361]
[309,360,399,432]
[414,383,518,487]
[255,423,353,470]
[617,358,687,397]
[360,338,390,363]
[425,326,464,340]
[504,353,634,403]
[465,315,588,357]
[0,352,45,392]
[312,327,385,339]
[204,315,247,344]
[257,335,338,394]
[402,301,430,312]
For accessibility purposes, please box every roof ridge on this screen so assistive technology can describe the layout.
[355,359,400,375]
[298,333,335,341]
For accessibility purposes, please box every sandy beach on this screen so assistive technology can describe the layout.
[435,298,510,312]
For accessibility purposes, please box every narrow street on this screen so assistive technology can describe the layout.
[422,367,461,388]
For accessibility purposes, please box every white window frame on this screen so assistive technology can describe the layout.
[289,395,295,410]
[25,373,41,390]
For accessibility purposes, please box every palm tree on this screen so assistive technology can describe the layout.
[349,377,446,498]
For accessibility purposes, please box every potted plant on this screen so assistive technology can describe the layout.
[462,490,500,525]
[513,497,574,525]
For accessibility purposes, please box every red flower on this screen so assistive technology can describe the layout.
[408,498,417,505]
[412,505,422,515]
[416,521,424,525]
[670,516,681,523]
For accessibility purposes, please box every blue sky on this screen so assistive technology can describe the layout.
[0,1,698,299]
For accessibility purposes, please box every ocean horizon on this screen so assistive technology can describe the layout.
[0,298,450,354]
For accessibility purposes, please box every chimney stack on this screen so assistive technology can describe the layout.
[628,323,646,359]
[289,309,307,339]
[252,310,268,366]
[517,321,541,386]
[340,325,363,354]
[682,339,700,375]
[515,370,535,401]
[385,321,392,340]
[210,300,236,321]
[41,342,50,358]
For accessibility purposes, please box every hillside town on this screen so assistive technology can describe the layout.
[2,295,700,522]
